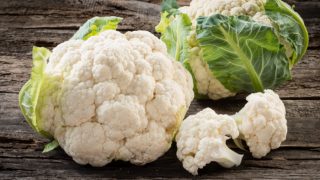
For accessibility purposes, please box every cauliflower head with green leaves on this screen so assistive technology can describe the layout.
[19,17,194,166]
[156,0,308,100]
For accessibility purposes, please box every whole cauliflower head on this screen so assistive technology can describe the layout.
[176,108,243,175]
[39,30,194,166]
[158,0,308,101]
[180,0,271,100]
[234,89,287,158]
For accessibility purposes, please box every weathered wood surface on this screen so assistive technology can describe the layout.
[0,0,319,179]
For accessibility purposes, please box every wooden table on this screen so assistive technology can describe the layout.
[1,0,319,179]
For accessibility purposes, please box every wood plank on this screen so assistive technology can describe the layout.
[276,49,320,99]
[0,17,319,55]
[0,1,319,56]
[189,99,320,147]
[2,137,320,160]
[0,0,318,16]
[1,47,319,97]
[0,0,318,32]
[1,89,319,147]
[1,123,320,178]
[0,0,161,31]
[0,0,317,19]
[0,147,319,178]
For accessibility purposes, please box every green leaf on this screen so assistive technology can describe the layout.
[161,0,179,15]
[72,16,123,40]
[160,13,192,64]
[155,12,172,34]
[19,47,52,138]
[265,0,309,67]
[43,140,59,153]
[156,12,205,98]
[196,14,291,93]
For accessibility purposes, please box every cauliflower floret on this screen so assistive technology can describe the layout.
[176,108,243,175]
[63,122,120,166]
[124,121,170,164]
[234,89,287,158]
[39,30,194,166]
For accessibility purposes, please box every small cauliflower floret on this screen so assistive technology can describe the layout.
[45,40,83,76]
[38,30,194,166]
[176,108,243,175]
[234,90,287,158]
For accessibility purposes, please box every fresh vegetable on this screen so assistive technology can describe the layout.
[175,89,287,175]
[234,89,287,158]
[176,108,243,175]
[156,0,309,100]
[19,16,194,166]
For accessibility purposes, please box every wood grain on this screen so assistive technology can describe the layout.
[0,0,319,178]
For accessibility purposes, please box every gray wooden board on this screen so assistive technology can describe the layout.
[0,0,319,179]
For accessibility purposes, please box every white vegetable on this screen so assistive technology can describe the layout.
[176,90,287,175]
[157,0,308,100]
[234,89,287,158]
[180,0,271,100]
[176,108,243,175]
[46,30,194,166]
[19,19,194,166]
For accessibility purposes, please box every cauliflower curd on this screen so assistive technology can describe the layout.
[181,0,271,25]
[19,17,194,167]
[42,30,194,166]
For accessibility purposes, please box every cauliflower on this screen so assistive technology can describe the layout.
[176,108,243,175]
[181,0,270,100]
[19,17,194,166]
[188,40,237,99]
[234,89,287,158]
[176,90,287,175]
[156,0,309,100]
